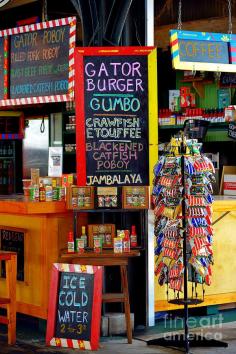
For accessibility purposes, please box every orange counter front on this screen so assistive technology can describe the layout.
[0,199,73,319]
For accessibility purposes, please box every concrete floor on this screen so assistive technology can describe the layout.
[0,321,235,353]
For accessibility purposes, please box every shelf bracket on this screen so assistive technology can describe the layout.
[192,81,205,98]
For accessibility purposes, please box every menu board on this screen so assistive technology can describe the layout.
[55,272,93,340]
[179,39,229,64]
[46,264,102,350]
[220,72,236,87]
[0,227,25,281]
[0,37,4,100]
[0,17,75,106]
[78,54,149,186]
[10,25,70,98]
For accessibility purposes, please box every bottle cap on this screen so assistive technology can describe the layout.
[68,231,73,242]
[131,225,136,234]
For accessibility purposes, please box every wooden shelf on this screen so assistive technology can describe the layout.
[180,78,213,98]
[159,122,227,130]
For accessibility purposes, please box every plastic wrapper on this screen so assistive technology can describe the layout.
[169,277,183,292]
[189,256,207,277]
[158,267,168,286]
[186,195,205,206]
[169,263,184,279]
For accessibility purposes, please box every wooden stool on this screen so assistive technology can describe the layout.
[60,250,140,344]
[0,251,17,345]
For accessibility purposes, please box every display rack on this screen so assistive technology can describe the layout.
[148,133,228,353]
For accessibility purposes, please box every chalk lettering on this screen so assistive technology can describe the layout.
[59,290,88,307]
[86,127,141,139]
[87,174,142,185]
[11,52,26,63]
[43,27,66,44]
[86,117,140,128]
[179,39,229,64]
[86,142,144,152]
[27,49,40,61]
[42,46,60,60]
[90,97,140,112]
[57,310,88,324]
[13,32,38,49]
[86,78,144,92]
[85,61,142,77]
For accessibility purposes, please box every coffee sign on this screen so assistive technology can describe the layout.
[170,30,236,72]
[76,47,157,186]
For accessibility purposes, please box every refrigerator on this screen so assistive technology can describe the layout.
[22,117,49,179]
[0,140,16,194]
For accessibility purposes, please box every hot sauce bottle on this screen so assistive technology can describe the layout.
[123,230,130,252]
[130,225,137,248]
[39,183,46,202]
[67,231,74,253]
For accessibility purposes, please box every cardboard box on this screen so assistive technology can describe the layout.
[104,312,134,335]
[66,185,94,209]
[88,224,116,248]
[169,90,180,112]
[122,186,149,209]
[225,106,236,122]
[223,174,236,195]
[220,166,236,195]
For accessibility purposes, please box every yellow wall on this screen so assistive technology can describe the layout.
[154,203,236,311]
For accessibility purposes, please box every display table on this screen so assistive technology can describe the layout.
[0,198,73,319]
[155,196,236,311]
[60,250,141,343]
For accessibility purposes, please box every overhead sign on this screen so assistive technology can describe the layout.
[170,30,236,72]
[0,16,76,107]
[75,46,157,187]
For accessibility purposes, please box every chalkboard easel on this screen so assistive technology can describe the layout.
[46,263,103,350]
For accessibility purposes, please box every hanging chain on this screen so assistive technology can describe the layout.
[177,0,182,30]
[43,0,48,22]
[228,0,232,34]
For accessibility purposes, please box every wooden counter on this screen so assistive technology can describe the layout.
[155,196,236,312]
[0,198,73,319]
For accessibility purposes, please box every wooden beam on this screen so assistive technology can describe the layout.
[155,16,235,49]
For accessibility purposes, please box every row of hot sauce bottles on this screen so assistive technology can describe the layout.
[67,225,138,254]
[152,137,215,295]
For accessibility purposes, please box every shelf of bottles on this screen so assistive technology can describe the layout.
[159,108,226,127]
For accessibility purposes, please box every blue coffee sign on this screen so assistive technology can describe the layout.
[170,30,236,72]
[179,39,229,64]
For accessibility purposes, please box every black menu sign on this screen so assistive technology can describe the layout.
[0,37,4,100]
[55,272,94,340]
[83,55,149,186]
[10,25,70,98]
[0,227,25,281]
[220,72,236,87]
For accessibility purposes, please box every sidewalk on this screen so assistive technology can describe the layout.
[0,321,235,353]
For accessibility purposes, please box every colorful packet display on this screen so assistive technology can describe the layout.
[152,137,215,294]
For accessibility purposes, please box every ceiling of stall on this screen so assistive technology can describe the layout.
[0,0,37,10]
